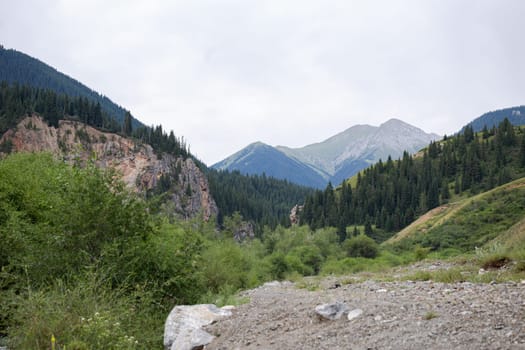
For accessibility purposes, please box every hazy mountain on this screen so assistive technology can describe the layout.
[461,106,525,133]
[213,142,327,188]
[213,119,440,188]
[0,46,142,128]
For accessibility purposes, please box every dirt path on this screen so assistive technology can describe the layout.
[206,277,525,350]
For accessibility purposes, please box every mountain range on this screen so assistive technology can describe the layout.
[213,119,440,188]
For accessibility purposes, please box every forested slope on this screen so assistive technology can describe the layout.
[0,46,142,128]
[301,120,525,239]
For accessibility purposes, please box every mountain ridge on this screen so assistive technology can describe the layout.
[462,106,525,133]
[214,118,440,188]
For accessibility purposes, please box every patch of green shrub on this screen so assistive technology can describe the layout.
[343,234,379,258]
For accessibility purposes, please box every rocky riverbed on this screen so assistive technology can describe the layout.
[205,278,525,350]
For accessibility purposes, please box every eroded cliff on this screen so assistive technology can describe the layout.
[0,115,218,220]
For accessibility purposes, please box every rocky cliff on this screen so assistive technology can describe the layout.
[0,115,218,220]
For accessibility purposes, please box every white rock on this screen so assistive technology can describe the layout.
[164,304,232,350]
[347,308,363,321]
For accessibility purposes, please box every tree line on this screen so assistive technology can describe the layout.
[301,119,525,240]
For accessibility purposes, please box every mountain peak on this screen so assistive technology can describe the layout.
[380,118,409,127]
[215,118,439,188]
[248,141,270,148]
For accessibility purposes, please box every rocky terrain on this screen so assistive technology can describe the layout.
[0,115,218,219]
[205,271,525,350]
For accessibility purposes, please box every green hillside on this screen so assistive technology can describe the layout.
[386,177,525,252]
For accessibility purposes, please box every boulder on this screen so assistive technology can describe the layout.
[315,302,349,320]
[164,304,233,350]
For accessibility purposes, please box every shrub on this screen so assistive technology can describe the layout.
[6,272,160,349]
[343,235,379,258]
[414,245,431,261]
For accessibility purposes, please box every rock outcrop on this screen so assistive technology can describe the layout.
[289,204,303,226]
[163,304,233,350]
[232,221,255,242]
[0,115,218,220]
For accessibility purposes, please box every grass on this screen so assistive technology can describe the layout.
[198,285,251,307]
[386,177,525,249]
[423,311,439,320]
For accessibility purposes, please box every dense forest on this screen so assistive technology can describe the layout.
[0,46,142,128]
[208,169,315,234]
[301,119,525,239]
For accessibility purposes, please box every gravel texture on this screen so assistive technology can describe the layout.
[205,278,525,350]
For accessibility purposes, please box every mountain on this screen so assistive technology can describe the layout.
[213,142,327,188]
[213,119,439,188]
[0,46,142,128]
[278,118,440,185]
[462,106,525,133]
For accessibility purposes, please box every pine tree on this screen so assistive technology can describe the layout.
[123,111,133,136]
[520,132,525,168]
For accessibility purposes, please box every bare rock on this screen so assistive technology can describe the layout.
[164,304,233,350]
[315,302,349,320]
[289,204,303,225]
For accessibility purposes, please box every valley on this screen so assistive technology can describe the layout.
[1,46,525,350]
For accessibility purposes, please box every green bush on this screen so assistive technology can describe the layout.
[343,235,379,258]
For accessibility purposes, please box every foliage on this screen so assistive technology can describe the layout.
[343,234,379,258]
[0,153,200,346]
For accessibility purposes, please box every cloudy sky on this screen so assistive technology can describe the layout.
[2,0,524,164]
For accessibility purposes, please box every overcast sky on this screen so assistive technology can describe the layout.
[2,0,524,165]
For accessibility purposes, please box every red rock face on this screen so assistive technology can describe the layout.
[0,115,218,220]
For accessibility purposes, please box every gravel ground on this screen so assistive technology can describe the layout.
[205,278,525,350]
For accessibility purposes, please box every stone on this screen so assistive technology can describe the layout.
[289,204,303,225]
[347,308,363,321]
[315,302,349,320]
[232,221,255,242]
[164,304,232,350]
